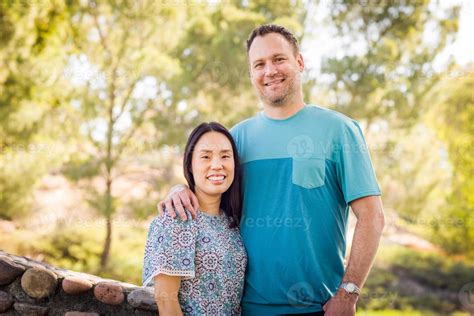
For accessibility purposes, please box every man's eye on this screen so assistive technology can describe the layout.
[254,63,263,68]
[222,155,231,159]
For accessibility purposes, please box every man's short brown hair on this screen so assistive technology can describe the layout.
[246,24,300,56]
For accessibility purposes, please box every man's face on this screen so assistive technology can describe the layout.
[248,33,304,107]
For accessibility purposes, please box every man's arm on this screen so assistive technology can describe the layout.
[154,274,183,316]
[156,185,199,220]
[323,195,385,316]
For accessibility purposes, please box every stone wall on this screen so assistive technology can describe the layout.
[0,251,157,315]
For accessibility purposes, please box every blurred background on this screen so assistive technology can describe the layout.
[0,0,473,315]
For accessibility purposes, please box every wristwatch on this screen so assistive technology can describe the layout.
[340,282,361,295]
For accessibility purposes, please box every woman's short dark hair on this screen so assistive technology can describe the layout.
[183,122,242,228]
[246,24,299,56]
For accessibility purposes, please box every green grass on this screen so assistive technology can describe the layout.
[359,311,470,316]
[358,245,474,314]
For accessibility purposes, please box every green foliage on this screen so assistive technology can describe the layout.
[98,224,147,285]
[19,221,147,285]
[372,124,451,222]
[0,1,76,218]
[359,245,474,314]
[20,225,103,272]
[358,311,469,316]
[62,156,101,181]
[0,140,71,219]
[427,67,474,258]
[0,1,72,142]
[125,193,158,220]
[84,189,120,218]
[321,0,459,126]
[0,150,41,219]
[59,1,189,266]
[386,248,474,292]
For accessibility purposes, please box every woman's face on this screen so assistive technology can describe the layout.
[191,131,235,198]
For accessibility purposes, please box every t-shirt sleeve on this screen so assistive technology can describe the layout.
[335,119,381,204]
[142,210,196,287]
[230,124,243,157]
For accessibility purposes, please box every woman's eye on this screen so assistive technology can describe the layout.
[201,155,209,159]
[222,155,231,159]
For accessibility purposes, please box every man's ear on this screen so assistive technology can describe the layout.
[297,53,305,72]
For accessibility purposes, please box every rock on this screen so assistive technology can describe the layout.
[7,278,35,304]
[64,312,100,316]
[93,282,124,305]
[127,288,158,311]
[13,302,49,316]
[21,267,58,299]
[0,291,14,313]
[0,258,25,285]
[62,276,93,295]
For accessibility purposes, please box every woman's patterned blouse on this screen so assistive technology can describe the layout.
[142,209,247,315]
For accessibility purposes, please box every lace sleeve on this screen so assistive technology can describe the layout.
[142,210,196,287]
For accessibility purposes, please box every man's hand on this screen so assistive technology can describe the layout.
[156,185,199,220]
[323,289,358,316]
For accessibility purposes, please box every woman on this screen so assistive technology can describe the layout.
[142,122,247,315]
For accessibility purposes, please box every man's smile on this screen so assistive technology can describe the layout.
[264,78,285,86]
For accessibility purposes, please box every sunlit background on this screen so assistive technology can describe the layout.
[0,1,473,315]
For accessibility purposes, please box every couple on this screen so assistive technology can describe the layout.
[143,24,385,316]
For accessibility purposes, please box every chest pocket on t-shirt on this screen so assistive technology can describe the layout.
[292,157,326,189]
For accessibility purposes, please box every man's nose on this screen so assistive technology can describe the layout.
[264,62,278,76]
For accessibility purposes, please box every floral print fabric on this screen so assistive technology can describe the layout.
[143,210,247,315]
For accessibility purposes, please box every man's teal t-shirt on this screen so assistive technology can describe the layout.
[230,104,381,315]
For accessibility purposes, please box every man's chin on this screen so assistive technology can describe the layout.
[260,88,290,104]
[267,95,288,106]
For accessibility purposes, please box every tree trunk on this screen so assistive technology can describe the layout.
[100,90,116,270]
[100,215,112,269]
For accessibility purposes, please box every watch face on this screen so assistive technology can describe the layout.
[346,283,355,292]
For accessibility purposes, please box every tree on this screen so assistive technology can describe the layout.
[314,0,460,223]
[62,0,186,268]
[320,0,459,129]
[0,1,74,219]
[428,65,474,257]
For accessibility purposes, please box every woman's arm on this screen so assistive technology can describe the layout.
[154,274,183,316]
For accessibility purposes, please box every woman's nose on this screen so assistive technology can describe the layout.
[210,157,223,169]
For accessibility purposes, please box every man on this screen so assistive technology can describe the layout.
[158,24,385,316]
